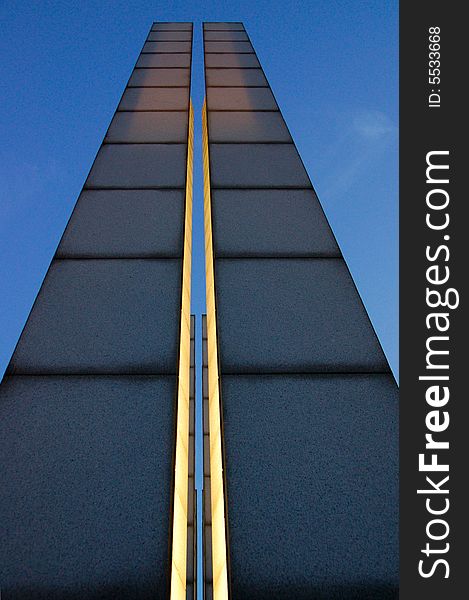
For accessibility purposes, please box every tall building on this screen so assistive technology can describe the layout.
[0,20,398,600]
[202,22,398,600]
[0,22,195,600]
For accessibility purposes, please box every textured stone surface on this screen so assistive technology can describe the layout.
[204,31,249,41]
[128,68,190,87]
[105,111,188,143]
[204,23,244,31]
[204,53,260,68]
[136,53,191,68]
[222,374,398,600]
[212,190,339,256]
[210,144,309,188]
[206,87,277,110]
[10,259,181,374]
[147,31,192,41]
[208,112,290,142]
[57,190,184,258]
[142,41,192,53]
[215,258,389,372]
[206,68,267,87]
[86,144,187,189]
[204,41,254,53]
[118,87,189,111]
[0,375,176,599]
[152,22,192,31]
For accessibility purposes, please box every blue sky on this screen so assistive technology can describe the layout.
[0,0,398,380]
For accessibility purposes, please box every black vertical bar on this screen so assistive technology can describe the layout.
[400,4,466,598]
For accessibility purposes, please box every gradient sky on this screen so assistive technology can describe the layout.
[0,0,398,382]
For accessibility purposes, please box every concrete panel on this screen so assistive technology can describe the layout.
[152,23,192,31]
[208,112,290,142]
[204,31,249,41]
[206,87,277,110]
[86,144,187,189]
[105,111,188,143]
[209,144,310,188]
[204,41,254,53]
[136,53,191,68]
[204,23,244,31]
[10,259,181,373]
[221,373,398,599]
[57,190,184,258]
[118,87,189,111]
[128,68,190,87]
[215,259,389,372]
[148,31,192,41]
[205,53,260,68]
[212,190,339,256]
[206,68,267,87]
[142,41,192,53]
[0,375,176,599]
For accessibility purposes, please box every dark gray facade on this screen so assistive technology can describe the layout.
[203,22,398,600]
[0,22,193,599]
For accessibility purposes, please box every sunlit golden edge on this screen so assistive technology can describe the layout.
[170,101,194,600]
[202,100,229,600]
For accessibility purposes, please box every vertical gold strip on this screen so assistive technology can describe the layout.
[170,101,194,600]
[202,100,229,600]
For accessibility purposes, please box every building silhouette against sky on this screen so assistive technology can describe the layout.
[0,22,398,600]
[201,22,398,600]
[0,21,195,600]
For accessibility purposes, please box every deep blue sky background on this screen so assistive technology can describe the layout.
[0,0,398,379]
